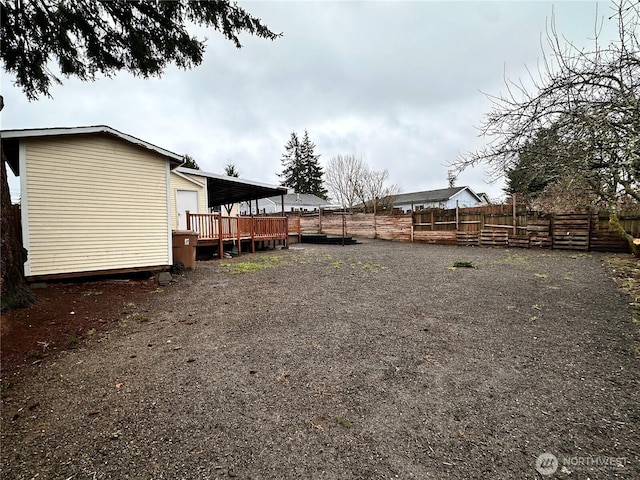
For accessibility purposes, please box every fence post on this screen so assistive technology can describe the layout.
[512,193,517,236]
[430,210,434,231]
[373,201,377,239]
[284,217,289,249]
[411,212,414,242]
[456,201,459,231]
[186,212,191,230]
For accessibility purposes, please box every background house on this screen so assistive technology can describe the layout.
[476,192,492,204]
[243,193,340,214]
[391,186,486,212]
[2,126,182,280]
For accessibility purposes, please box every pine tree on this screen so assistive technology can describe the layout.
[300,130,328,199]
[1,1,279,100]
[0,1,278,309]
[182,154,200,170]
[224,162,240,177]
[278,132,303,191]
[278,130,327,199]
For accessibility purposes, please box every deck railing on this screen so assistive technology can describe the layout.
[186,213,289,252]
[252,216,288,239]
[187,213,221,240]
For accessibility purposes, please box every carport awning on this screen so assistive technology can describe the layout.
[176,167,289,206]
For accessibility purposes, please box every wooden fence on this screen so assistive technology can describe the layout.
[295,206,639,253]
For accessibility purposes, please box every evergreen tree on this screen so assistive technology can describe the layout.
[182,154,200,170]
[1,1,279,100]
[504,123,578,197]
[278,132,303,191]
[224,162,240,177]
[0,1,278,309]
[278,130,327,199]
[300,130,328,199]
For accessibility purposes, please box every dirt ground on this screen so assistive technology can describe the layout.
[0,276,159,377]
[1,240,639,479]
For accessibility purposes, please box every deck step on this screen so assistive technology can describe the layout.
[301,234,359,245]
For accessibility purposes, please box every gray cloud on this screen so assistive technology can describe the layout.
[3,1,615,202]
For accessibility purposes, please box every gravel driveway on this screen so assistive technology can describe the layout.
[2,240,638,479]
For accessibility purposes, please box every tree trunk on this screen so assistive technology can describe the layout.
[609,213,640,257]
[1,139,35,310]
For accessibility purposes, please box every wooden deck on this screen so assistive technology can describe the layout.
[186,213,291,254]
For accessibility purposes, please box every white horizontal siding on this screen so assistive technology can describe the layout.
[24,135,171,276]
[449,190,481,208]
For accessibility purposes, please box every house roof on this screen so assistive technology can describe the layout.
[177,167,289,206]
[1,125,184,175]
[391,186,481,205]
[264,193,336,207]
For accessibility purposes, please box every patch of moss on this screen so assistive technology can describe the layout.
[452,261,477,269]
[221,262,268,274]
[335,416,352,428]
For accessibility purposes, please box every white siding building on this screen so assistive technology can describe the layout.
[242,193,340,214]
[391,186,486,212]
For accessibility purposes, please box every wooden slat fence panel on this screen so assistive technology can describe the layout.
[552,213,590,251]
[346,214,377,238]
[299,214,320,233]
[413,209,457,231]
[317,215,352,237]
[607,212,640,237]
[376,215,412,241]
[508,236,530,248]
[589,213,631,253]
[480,230,508,247]
[413,230,457,244]
[457,231,479,246]
[287,217,301,236]
[527,219,552,248]
[294,207,635,253]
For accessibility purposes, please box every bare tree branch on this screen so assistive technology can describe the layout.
[452,0,640,207]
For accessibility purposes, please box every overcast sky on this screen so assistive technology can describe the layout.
[2,0,618,203]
